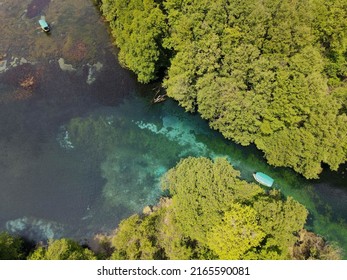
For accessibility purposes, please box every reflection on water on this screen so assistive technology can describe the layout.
[0,0,346,257]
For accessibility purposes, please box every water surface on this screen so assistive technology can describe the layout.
[0,0,346,257]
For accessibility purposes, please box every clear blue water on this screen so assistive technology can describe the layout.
[0,0,346,257]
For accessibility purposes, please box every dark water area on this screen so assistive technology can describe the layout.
[0,0,346,258]
[312,163,347,221]
[26,0,51,19]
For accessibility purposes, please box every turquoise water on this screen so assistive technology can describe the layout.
[0,0,346,257]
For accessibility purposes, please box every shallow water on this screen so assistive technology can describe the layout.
[0,0,346,257]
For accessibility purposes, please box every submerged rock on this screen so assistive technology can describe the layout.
[58,58,76,72]
[86,61,103,85]
[135,115,209,157]
[0,56,34,74]
[0,59,7,73]
[56,126,74,150]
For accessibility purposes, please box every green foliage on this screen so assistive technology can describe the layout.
[162,157,263,245]
[101,0,347,178]
[207,204,266,259]
[28,239,96,260]
[101,0,168,83]
[154,199,196,259]
[253,191,308,259]
[110,157,336,260]
[92,0,102,7]
[0,232,25,260]
[111,213,164,260]
[311,0,347,85]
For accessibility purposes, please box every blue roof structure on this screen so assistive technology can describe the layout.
[39,19,50,32]
[253,172,274,187]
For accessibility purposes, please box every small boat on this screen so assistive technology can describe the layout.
[38,19,50,32]
[253,172,274,187]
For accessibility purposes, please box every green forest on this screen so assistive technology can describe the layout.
[100,0,347,179]
[0,158,341,259]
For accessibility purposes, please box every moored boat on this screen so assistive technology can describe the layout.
[253,172,274,187]
[39,19,50,32]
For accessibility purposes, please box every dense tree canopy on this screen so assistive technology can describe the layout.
[101,0,347,178]
[101,0,168,83]
[0,232,26,260]
[110,157,339,260]
[28,239,96,260]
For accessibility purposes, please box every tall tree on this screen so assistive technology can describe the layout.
[102,0,168,83]
[0,232,25,260]
[28,239,96,260]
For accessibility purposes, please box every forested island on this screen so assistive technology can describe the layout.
[0,157,341,259]
[100,0,347,179]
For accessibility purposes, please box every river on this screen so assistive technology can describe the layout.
[0,0,346,257]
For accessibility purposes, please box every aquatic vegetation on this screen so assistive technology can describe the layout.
[19,76,35,90]
[101,152,166,213]
[65,112,185,215]
[62,36,89,64]
[0,63,40,87]
[0,63,42,103]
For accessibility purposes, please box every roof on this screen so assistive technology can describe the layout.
[253,172,274,187]
[38,19,49,29]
